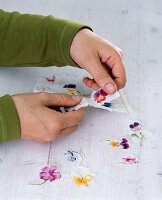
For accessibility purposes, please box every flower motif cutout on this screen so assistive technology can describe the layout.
[129,122,142,132]
[109,138,129,149]
[64,150,84,165]
[40,165,61,183]
[129,122,145,140]
[115,156,138,165]
[73,173,92,187]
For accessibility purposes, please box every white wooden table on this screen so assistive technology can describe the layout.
[0,0,162,199]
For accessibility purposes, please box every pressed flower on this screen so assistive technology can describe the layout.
[109,138,129,149]
[63,84,76,88]
[64,150,84,165]
[65,150,77,162]
[45,75,56,83]
[129,122,142,132]
[93,89,108,103]
[40,165,61,183]
[114,156,138,165]
[73,172,92,187]
[129,122,145,141]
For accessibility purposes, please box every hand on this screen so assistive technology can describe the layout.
[11,93,84,143]
[70,29,126,94]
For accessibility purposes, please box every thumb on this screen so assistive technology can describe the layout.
[88,59,117,94]
[41,93,82,107]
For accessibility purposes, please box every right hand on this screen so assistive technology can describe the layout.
[11,93,84,144]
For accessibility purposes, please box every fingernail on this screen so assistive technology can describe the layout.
[105,83,116,93]
[72,95,81,102]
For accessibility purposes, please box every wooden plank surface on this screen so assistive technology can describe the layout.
[0,0,162,199]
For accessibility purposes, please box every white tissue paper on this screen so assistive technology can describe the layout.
[33,74,130,113]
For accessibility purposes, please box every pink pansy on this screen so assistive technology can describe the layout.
[40,165,61,182]
[122,156,138,164]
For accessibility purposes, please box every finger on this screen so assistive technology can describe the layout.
[105,54,127,89]
[39,93,82,107]
[116,47,123,58]
[83,77,100,90]
[87,58,117,94]
[59,125,79,137]
[61,108,85,128]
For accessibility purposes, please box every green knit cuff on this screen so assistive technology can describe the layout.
[60,23,93,67]
[0,94,20,143]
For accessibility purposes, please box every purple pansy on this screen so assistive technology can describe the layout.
[40,165,61,182]
[129,122,142,132]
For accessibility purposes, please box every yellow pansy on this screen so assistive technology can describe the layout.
[73,175,92,187]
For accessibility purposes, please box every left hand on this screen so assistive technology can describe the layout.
[70,29,126,94]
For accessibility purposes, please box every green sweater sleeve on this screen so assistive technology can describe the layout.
[0,9,92,143]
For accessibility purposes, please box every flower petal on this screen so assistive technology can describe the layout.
[83,181,89,187]
[65,150,73,156]
[42,166,50,173]
[53,172,61,179]
[40,172,49,180]
[122,143,129,149]
[49,175,56,182]
[73,176,83,186]
[49,165,58,172]
[121,138,128,143]
[83,175,92,182]
[100,89,108,96]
